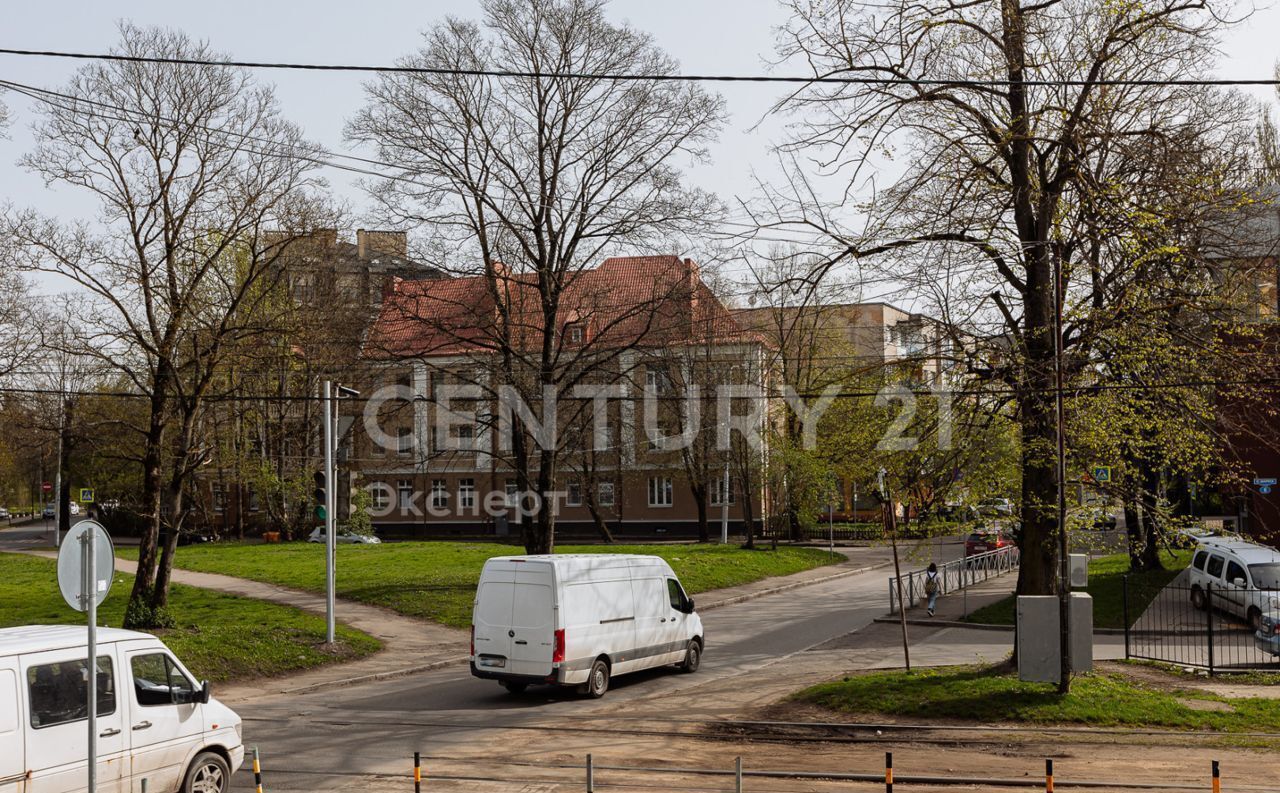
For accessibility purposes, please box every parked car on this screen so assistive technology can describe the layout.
[471,554,703,697]
[1070,506,1117,531]
[1189,537,1280,631]
[978,498,1014,516]
[306,526,382,544]
[0,624,243,792]
[41,504,55,519]
[0,507,9,520]
[965,529,1015,557]
[1256,612,1280,657]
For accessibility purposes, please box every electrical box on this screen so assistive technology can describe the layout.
[1069,554,1089,588]
[1017,593,1094,682]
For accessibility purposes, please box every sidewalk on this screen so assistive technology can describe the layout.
[20,548,469,703]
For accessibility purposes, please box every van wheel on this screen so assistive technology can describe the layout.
[502,681,528,694]
[681,640,702,673]
[184,751,230,793]
[1249,607,1263,632]
[585,659,610,698]
[1191,587,1206,611]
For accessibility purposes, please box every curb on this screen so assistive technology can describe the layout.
[872,616,1129,636]
[698,559,895,611]
[273,654,470,697]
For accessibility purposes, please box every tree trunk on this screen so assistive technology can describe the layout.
[126,388,169,628]
[584,490,614,543]
[1015,376,1061,597]
[692,484,709,543]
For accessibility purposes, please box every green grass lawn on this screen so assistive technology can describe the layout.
[118,541,838,629]
[964,549,1193,629]
[0,553,380,684]
[798,664,1280,731]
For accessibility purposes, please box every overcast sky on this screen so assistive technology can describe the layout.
[1,0,1277,299]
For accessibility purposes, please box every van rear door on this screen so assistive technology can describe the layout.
[0,665,22,793]
[508,563,556,677]
[473,563,517,671]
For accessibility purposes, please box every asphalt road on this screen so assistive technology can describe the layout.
[229,556,918,790]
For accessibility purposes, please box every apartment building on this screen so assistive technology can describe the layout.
[354,256,770,540]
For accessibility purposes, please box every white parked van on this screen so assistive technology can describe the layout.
[0,625,244,793]
[470,554,704,697]
[1189,537,1280,630]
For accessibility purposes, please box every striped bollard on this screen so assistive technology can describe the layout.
[885,751,893,793]
[1046,759,1053,792]
[735,756,742,793]
[586,753,594,792]
[1212,760,1220,793]
[253,747,263,793]
[414,751,422,792]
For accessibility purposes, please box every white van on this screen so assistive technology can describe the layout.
[0,625,244,793]
[1189,537,1280,630]
[470,554,703,697]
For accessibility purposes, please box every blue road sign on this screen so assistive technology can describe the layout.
[1254,477,1277,487]
[1093,466,1112,483]
[1262,486,1273,495]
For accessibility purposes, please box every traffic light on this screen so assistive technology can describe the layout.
[314,470,327,521]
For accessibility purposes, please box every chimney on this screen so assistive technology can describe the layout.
[357,229,408,259]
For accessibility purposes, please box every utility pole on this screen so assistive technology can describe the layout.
[1053,252,1071,694]
[323,380,336,644]
[720,462,730,544]
[880,467,910,671]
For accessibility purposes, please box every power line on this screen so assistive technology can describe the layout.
[0,47,1277,87]
[1,376,1278,405]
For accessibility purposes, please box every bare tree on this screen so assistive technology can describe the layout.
[6,24,325,625]
[349,0,725,553]
[761,0,1259,610]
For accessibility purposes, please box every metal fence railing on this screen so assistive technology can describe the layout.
[888,544,1020,614]
[1124,577,1280,673]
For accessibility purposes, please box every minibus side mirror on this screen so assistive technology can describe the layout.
[198,680,211,704]
[1233,577,1246,588]
[683,597,695,614]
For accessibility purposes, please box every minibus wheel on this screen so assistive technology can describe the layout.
[183,751,231,793]
[681,640,701,673]
[585,658,610,698]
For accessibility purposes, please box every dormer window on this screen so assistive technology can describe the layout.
[566,324,584,344]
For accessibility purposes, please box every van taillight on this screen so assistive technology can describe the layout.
[470,625,475,657]
[553,629,566,663]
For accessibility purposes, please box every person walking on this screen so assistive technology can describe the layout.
[924,562,941,616]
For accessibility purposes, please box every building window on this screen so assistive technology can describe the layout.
[431,479,448,509]
[567,324,584,344]
[645,365,672,394]
[458,478,476,510]
[566,481,582,507]
[598,482,615,507]
[371,484,391,512]
[397,427,413,457]
[398,479,414,511]
[212,483,226,513]
[710,475,735,506]
[428,370,445,397]
[647,422,674,452]
[457,424,475,451]
[648,477,673,508]
[248,489,261,513]
[505,481,520,508]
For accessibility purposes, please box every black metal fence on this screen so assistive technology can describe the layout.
[1123,577,1280,673]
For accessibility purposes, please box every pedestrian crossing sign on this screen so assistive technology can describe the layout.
[79,488,95,504]
[1092,466,1111,484]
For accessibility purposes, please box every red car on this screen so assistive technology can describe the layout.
[965,530,1014,557]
